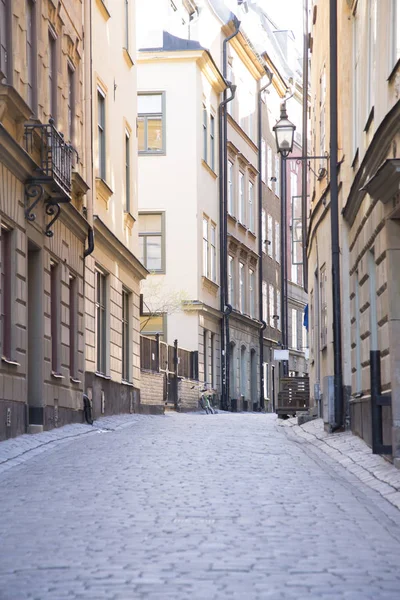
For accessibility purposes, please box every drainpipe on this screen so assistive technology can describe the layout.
[302,0,309,293]
[258,69,273,410]
[83,0,94,257]
[219,17,241,411]
[329,0,344,430]
[218,81,238,411]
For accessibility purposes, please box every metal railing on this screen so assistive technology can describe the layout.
[24,119,76,198]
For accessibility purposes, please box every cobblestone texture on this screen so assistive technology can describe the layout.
[1,413,400,600]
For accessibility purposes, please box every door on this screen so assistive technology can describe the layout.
[27,241,44,429]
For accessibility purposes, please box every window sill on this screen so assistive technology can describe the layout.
[123,47,134,68]
[139,150,166,157]
[51,371,64,380]
[202,276,219,295]
[1,356,20,367]
[364,106,374,133]
[124,211,135,232]
[201,159,217,179]
[95,371,111,380]
[248,229,256,240]
[96,177,113,209]
[122,379,134,387]
[388,57,400,82]
[227,213,237,222]
[95,0,111,20]
[238,221,247,232]
[70,377,81,384]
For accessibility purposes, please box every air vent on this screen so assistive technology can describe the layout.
[6,408,11,427]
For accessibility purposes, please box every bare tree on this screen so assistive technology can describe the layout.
[140,278,188,332]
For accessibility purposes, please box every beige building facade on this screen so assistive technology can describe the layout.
[309,0,400,462]
[85,0,147,418]
[0,0,89,439]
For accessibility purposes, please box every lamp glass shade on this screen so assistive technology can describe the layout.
[273,116,296,157]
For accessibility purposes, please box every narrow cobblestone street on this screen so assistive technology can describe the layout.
[1,413,400,600]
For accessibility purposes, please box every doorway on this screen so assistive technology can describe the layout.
[27,241,44,428]
[271,365,276,412]
[250,349,257,407]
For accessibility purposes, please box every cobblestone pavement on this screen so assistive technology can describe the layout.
[1,413,400,600]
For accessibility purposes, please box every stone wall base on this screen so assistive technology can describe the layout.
[0,399,26,441]
[85,372,140,420]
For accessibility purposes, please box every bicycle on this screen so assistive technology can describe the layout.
[191,383,217,414]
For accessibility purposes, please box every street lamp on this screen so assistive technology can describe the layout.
[273,102,296,158]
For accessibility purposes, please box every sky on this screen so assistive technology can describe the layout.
[256,0,304,49]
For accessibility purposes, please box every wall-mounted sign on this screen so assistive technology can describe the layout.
[273,349,289,361]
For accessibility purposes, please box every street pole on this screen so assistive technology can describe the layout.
[280,154,288,377]
[329,0,344,429]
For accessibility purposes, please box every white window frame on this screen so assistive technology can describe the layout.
[267,214,273,258]
[249,181,255,233]
[291,309,298,350]
[269,285,275,328]
[202,217,209,278]
[275,221,280,263]
[239,262,245,313]
[239,171,245,224]
[267,145,273,189]
[228,160,234,215]
[249,268,255,318]
[261,138,266,182]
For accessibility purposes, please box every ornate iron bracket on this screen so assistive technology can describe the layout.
[45,202,61,238]
[25,182,45,222]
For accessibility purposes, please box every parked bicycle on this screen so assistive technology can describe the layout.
[191,383,217,414]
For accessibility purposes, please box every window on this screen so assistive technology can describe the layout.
[97,90,106,179]
[228,256,234,306]
[302,324,308,352]
[122,289,130,381]
[267,145,273,189]
[203,105,207,163]
[210,224,216,282]
[1,227,11,359]
[319,67,326,165]
[228,160,234,214]
[202,217,209,278]
[262,281,267,322]
[239,172,245,224]
[352,10,359,155]
[262,210,267,254]
[50,261,60,373]
[203,329,208,383]
[139,213,164,272]
[267,214,273,257]
[0,0,10,82]
[291,309,298,349]
[138,93,165,154]
[291,263,298,285]
[26,0,36,109]
[48,29,57,120]
[67,64,75,142]
[354,272,361,393]
[275,155,280,197]
[124,0,129,50]
[210,114,215,171]
[95,270,107,374]
[261,138,266,182]
[249,269,255,318]
[211,333,215,387]
[239,262,245,313]
[269,285,275,327]
[69,274,78,379]
[320,264,327,349]
[276,289,281,330]
[249,181,255,233]
[263,363,269,399]
[391,0,400,68]
[275,221,280,263]
[367,0,377,116]
[125,131,131,213]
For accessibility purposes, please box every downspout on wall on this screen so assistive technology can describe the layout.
[220,17,240,411]
[302,0,309,293]
[258,69,273,410]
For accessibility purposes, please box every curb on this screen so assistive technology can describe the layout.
[279,417,400,512]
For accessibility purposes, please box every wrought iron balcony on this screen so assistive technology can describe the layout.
[24,119,78,236]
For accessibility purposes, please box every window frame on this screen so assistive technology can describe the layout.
[291,308,298,350]
[228,160,234,215]
[203,104,208,163]
[0,0,12,83]
[125,130,131,213]
[122,287,131,383]
[202,217,209,278]
[249,268,255,318]
[26,0,37,112]
[124,0,129,51]
[238,171,245,225]
[95,268,108,375]
[97,88,106,180]
[275,220,280,263]
[320,264,327,350]
[67,61,76,143]
[139,212,166,274]
[48,27,57,122]
[1,226,12,360]
[228,255,234,307]
[248,180,255,233]
[50,260,61,375]
[210,113,215,171]
[269,284,275,328]
[210,223,217,283]
[267,214,273,258]
[239,262,245,313]
[138,91,166,155]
